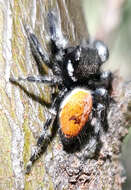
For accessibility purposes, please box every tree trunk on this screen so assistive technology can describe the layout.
[0,0,130,189]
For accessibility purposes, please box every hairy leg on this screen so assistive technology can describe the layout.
[93,88,110,131]
[9,75,60,85]
[26,109,56,174]
[26,88,67,174]
[88,71,113,90]
[25,26,52,70]
[47,10,67,54]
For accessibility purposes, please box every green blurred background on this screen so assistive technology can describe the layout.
[83,0,131,189]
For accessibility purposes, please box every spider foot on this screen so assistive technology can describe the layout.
[25,161,32,174]
[25,145,43,174]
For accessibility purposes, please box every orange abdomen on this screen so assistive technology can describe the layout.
[59,88,93,138]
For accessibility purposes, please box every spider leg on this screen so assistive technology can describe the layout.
[25,88,67,174]
[25,111,56,174]
[93,88,109,131]
[25,26,52,70]
[91,88,108,138]
[9,75,60,85]
[82,88,109,159]
[88,71,112,90]
[79,109,103,160]
[47,10,67,54]
[99,71,113,90]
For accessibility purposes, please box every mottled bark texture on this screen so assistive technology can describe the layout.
[0,0,130,190]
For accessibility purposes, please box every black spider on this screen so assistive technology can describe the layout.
[10,11,112,173]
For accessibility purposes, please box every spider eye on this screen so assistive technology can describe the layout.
[93,40,109,63]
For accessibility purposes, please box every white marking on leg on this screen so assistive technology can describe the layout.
[67,60,77,82]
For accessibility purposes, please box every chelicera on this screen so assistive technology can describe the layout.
[10,10,112,173]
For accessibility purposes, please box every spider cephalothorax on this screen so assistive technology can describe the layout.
[10,10,112,173]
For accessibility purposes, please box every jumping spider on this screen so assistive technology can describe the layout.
[10,11,112,173]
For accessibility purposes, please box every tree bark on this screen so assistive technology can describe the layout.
[0,0,130,190]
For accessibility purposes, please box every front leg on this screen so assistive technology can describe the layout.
[25,26,52,70]
[47,10,67,54]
